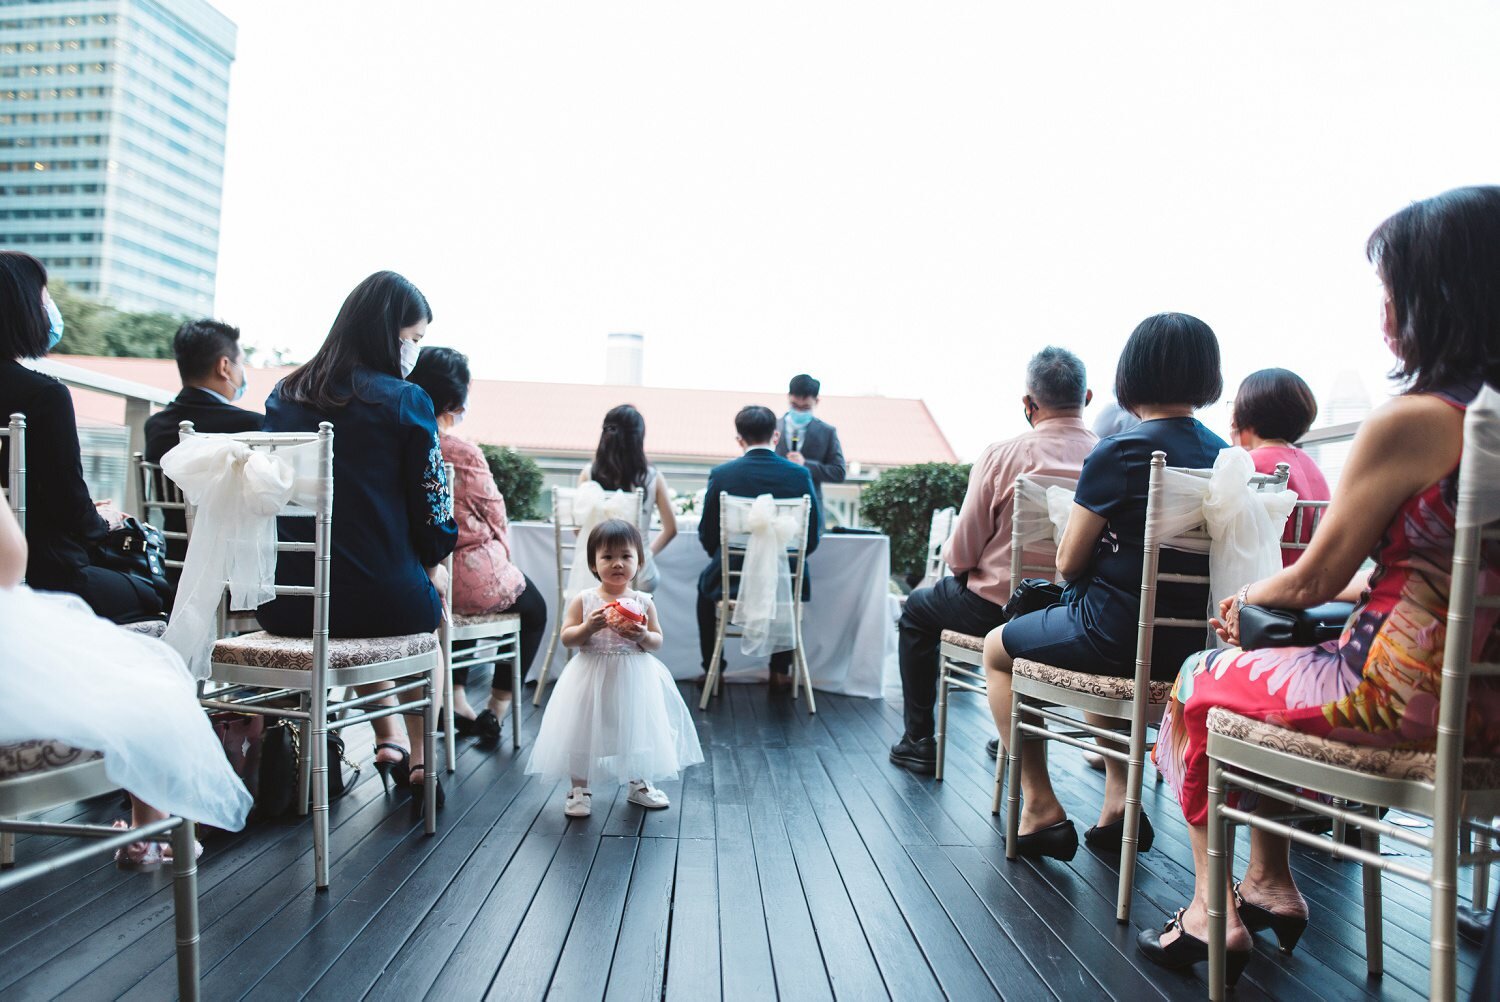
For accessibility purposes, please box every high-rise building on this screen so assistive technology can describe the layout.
[0,0,235,315]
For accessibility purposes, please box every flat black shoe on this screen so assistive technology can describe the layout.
[1084,812,1155,853]
[1234,880,1308,953]
[986,738,999,760]
[1137,908,1250,985]
[473,709,502,746]
[452,713,481,738]
[889,735,937,774]
[1459,904,1492,945]
[1014,819,1079,861]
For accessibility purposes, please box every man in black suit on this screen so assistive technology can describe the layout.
[698,405,821,689]
[774,373,845,507]
[144,319,263,576]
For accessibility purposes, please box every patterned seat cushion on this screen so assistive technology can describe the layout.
[121,619,167,638]
[453,611,521,630]
[213,631,438,671]
[1207,709,1500,788]
[940,630,985,654]
[0,740,102,779]
[1013,658,1171,704]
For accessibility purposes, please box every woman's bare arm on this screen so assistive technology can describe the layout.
[1055,503,1107,582]
[652,474,677,555]
[0,504,25,589]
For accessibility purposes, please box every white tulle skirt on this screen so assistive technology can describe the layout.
[0,586,253,832]
[526,650,704,788]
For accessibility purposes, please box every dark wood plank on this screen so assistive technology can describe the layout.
[547,836,639,1001]
[711,749,777,1002]
[664,836,720,1002]
[603,836,678,1002]
[736,746,833,1002]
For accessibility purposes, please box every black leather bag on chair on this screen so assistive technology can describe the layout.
[1238,602,1357,649]
[92,516,173,612]
[1002,577,1066,621]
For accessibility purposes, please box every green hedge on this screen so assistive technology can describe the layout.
[859,462,971,584]
[480,445,544,521]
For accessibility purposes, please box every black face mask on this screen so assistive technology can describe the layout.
[1022,397,1037,427]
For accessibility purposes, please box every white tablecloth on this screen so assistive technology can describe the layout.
[510,523,896,698]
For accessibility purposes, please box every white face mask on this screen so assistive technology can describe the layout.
[451,407,466,427]
[399,339,420,377]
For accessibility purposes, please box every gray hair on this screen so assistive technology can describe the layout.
[1025,346,1088,409]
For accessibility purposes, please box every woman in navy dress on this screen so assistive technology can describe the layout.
[257,271,457,796]
[983,313,1229,860]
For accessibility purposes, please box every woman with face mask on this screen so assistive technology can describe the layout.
[0,251,164,623]
[256,271,458,799]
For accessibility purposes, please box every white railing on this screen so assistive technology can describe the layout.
[23,357,173,515]
[1298,420,1362,494]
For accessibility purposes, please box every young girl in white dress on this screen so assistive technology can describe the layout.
[526,518,703,817]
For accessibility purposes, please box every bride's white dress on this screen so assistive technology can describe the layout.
[0,586,253,831]
[526,589,703,789]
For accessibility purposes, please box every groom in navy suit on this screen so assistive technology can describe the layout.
[697,405,821,688]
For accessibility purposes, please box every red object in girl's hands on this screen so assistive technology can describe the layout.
[604,598,646,631]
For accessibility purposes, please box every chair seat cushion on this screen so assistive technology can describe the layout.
[453,611,521,629]
[122,619,167,638]
[1013,658,1171,704]
[213,630,438,671]
[1207,709,1500,787]
[940,629,985,653]
[0,740,101,779]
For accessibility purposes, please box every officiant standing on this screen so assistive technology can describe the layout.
[775,373,846,505]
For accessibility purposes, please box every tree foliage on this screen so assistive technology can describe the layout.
[46,281,183,359]
[481,445,545,522]
[859,462,972,583]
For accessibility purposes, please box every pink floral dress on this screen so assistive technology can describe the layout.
[441,433,526,616]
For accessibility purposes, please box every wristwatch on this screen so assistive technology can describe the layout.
[1235,584,1251,613]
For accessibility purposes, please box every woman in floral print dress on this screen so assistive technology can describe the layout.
[1139,187,1500,983]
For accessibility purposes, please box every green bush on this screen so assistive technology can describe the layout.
[859,462,972,583]
[480,445,545,521]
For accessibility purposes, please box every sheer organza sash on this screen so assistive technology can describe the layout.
[728,494,800,655]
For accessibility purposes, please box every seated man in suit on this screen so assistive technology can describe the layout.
[775,373,845,508]
[144,319,264,575]
[698,405,821,690]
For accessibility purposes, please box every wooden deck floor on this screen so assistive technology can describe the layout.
[0,675,1486,1001]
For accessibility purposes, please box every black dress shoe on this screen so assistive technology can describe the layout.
[1234,880,1308,953]
[889,735,937,774]
[1138,908,1250,985]
[473,709,501,746]
[986,738,1000,760]
[1014,819,1079,860]
[1084,813,1155,853]
[1459,904,1492,945]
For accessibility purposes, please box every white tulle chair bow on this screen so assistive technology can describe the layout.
[159,434,323,678]
[730,493,800,656]
[562,481,646,602]
[1459,385,1500,529]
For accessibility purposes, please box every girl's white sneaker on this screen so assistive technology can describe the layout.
[564,787,592,817]
[628,780,670,809]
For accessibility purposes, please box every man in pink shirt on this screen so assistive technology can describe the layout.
[890,347,1099,774]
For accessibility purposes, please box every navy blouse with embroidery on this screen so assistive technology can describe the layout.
[255,366,458,638]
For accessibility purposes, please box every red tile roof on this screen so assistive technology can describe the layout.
[54,356,956,467]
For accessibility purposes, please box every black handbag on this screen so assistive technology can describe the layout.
[93,516,173,610]
[1238,602,1356,649]
[249,720,361,821]
[1003,577,1066,620]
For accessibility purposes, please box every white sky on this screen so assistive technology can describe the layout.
[207,0,1500,460]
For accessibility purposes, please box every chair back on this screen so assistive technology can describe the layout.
[134,452,191,574]
[1009,473,1079,592]
[920,506,956,587]
[1132,454,1290,691]
[1280,500,1330,562]
[1,413,24,532]
[551,484,646,594]
[180,423,335,662]
[717,492,813,608]
[1436,394,1500,812]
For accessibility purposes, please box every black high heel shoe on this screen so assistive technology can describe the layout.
[1234,880,1309,954]
[1013,819,1079,861]
[409,766,446,811]
[372,743,410,793]
[1137,908,1251,985]
[1084,812,1155,853]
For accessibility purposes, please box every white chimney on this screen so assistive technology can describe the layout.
[606,332,644,386]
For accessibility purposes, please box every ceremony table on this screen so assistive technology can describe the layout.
[509,522,896,698]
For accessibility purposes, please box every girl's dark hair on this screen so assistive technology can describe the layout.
[1368,185,1500,394]
[1233,368,1319,443]
[592,404,650,490]
[0,251,51,360]
[586,518,645,578]
[279,271,432,411]
[407,346,470,417]
[1114,312,1223,415]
